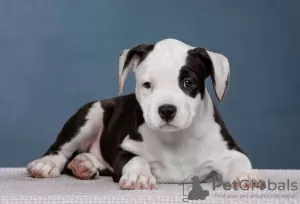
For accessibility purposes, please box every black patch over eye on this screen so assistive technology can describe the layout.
[142,81,151,89]
[179,69,202,98]
[183,78,195,88]
[178,49,209,99]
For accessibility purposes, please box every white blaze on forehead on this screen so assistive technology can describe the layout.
[135,39,191,85]
[155,38,193,50]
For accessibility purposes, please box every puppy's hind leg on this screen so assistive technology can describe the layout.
[27,101,105,178]
[67,153,103,180]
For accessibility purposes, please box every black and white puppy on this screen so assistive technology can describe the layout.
[27,38,261,190]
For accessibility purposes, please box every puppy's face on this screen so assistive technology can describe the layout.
[134,43,205,132]
[119,39,230,132]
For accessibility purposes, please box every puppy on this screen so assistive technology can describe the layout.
[27,38,261,190]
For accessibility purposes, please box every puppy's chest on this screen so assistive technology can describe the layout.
[149,145,214,183]
[129,127,217,183]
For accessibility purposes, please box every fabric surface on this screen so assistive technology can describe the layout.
[0,168,300,204]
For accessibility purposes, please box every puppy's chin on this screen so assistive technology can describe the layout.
[146,121,189,133]
[158,124,180,132]
[145,120,179,132]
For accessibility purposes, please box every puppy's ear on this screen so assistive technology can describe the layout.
[196,48,230,102]
[118,44,154,95]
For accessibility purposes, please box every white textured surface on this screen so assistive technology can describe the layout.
[1,168,300,204]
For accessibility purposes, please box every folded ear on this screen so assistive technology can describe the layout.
[196,48,230,102]
[118,44,154,95]
[118,49,136,95]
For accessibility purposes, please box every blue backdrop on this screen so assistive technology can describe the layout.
[0,0,299,169]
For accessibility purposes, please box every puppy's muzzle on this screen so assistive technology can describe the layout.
[158,104,177,122]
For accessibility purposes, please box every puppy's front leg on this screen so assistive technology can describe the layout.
[214,150,262,189]
[113,148,156,190]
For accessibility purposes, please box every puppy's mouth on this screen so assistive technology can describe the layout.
[158,123,179,132]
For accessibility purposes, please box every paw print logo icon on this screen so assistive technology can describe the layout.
[180,175,210,202]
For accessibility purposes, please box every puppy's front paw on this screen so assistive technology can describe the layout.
[27,156,61,178]
[118,156,156,190]
[67,153,99,180]
[119,173,156,190]
[235,173,265,189]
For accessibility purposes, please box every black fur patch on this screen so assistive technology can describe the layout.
[112,147,138,182]
[193,47,229,102]
[213,104,245,154]
[123,44,155,71]
[99,93,145,182]
[178,48,209,99]
[44,102,95,156]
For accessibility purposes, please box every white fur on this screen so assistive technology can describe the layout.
[119,39,259,186]
[206,51,230,102]
[27,154,66,178]
[118,49,131,95]
[119,156,157,190]
[121,91,256,184]
[88,103,113,172]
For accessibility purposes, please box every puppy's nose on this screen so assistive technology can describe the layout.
[158,104,177,122]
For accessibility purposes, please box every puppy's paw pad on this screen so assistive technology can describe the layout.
[119,173,156,190]
[27,158,60,178]
[68,154,98,180]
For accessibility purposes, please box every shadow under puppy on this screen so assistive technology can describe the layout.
[27,38,262,190]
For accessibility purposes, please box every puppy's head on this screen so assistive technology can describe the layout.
[119,39,230,132]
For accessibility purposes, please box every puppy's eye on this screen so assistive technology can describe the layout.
[183,79,195,88]
[142,81,151,89]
